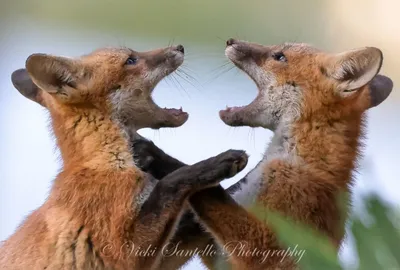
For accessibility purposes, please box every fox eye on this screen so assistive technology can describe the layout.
[272,52,287,62]
[125,57,138,65]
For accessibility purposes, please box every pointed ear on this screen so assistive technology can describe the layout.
[11,68,46,107]
[25,54,91,103]
[366,74,393,108]
[326,47,383,94]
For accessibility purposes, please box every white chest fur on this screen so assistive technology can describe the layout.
[232,124,297,207]
[232,160,265,207]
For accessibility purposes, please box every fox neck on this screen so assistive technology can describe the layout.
[266,112,365,188]
[48,103,135,171]
[265,120,297,162]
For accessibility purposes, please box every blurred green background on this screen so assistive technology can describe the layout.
[0,1,399,269]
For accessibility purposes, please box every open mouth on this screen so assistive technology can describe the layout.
[219,106,246,126]
[151,101,189,129]
[219,96,261,127]
[219,42,261,127]
[150,48,189,129]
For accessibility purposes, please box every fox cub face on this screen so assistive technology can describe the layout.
[221,39,393,129]
[12,45,188,130]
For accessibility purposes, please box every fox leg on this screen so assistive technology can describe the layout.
[130,149,248,269]
[132,138,251,269]
[188,186,282,270]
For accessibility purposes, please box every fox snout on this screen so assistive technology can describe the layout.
[225,38,268,64]
[142,45,185,71]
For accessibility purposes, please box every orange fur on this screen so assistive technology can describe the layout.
[186,41,393,269]
[1,45,191,269]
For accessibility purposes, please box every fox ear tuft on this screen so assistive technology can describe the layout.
[326,47,383,95]
[25,54,91,103]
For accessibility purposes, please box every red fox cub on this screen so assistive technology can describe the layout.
[0,45,249,270]
[133,40,393,269]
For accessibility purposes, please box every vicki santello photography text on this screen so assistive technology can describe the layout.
[101,241,306,264]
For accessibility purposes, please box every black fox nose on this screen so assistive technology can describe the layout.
[226,38,236,46]
[176,45,184,54]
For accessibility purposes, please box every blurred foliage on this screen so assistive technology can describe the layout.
[1,0,398,97]
[254,195,400,269]
[0,0,327,46]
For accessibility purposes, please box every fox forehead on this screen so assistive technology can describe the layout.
[271,43,319,53]
[85,47,133,56]
[79,47,134,65]
[75,47,142,86]
[261,43,326,84]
